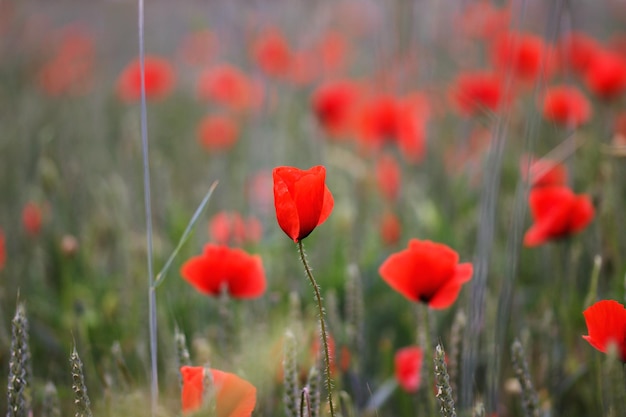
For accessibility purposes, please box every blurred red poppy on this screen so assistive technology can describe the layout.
[251,27,292,78]
[311,79,361,138]
[395,346,423,393]
[180,244,266,298]
[209,212,262,245]
[380,211,401,246]
[197,114,240,152]
[458,0,510,40]
[198,64,263,112]
[180,366,257,416]
[356,95,399,149]
[519,155,568,188]
[316,30,349,77]
[557,31,600,75]
[178,29,218,67]
[584,49,626,100]
[0,229,5,271]
[273,165,334,242]
[376,153,401,202]
[450,71,504,117]
[541,85,592,128]
[379,239,473,309]
[22,202,43,237]
[37,25,95,97]
[524,186,594,247]
[116,55,176,102]
[492,31,552,82]
[583,300,626,361]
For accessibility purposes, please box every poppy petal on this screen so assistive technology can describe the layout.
[212,369,257,417]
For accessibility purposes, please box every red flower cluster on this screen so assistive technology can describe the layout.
[541,85,592,128]
[379,239,473,309]
[116,55,176,102]
[197,114,240,152]
[273,165,334,242]
[395,346,423,393]
[37,25,95,97]
[583,300,626,361]
[180,244,266,299]
[524,186,594,247]
[180,366,256,416]
[208,211,262,245]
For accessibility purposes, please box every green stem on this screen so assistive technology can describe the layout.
[297,240,336,417]
[418,304,436,416]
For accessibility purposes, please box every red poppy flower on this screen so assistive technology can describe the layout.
[116,55,176,103]
[379,239,473,309]
[316,30,349,77]
[380,211,401,246]
[395,346,423,393]
[22,202,43,237]
[376,153,401,202]
[311,79,361,138]
[450,71,504,117]
[180,366,257,416]
[557,31,600,75]
[0,229,5,271]
[519,155,568,188]
[251,27,292,78]
[178,29,217,67]
[492,31,551,82]
[356,95,399,149]
[583,300,626,361]
[524,186,594,247]
[197,64,263,112]
[180,244,266,298]
[584,50,626,100]
[37,25,95,97]
[273,165,334,242]
[541,85,592,128]
[197,114,240,152]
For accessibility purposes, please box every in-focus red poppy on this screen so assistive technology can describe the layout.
[450,71,504,117]
[0,229,5,271]
[557,31,600,75]
[273,165,334,242]
[178,29,218,67]
[251,27,292,78]
[180,244,266,298]
[541,85,592,128]
[116,55,176,103]
[376,153,401,202]
[583,300,626,361]
[491,31,552,82]
[519,155,568,188]
[380,211,401,246]
[197,64,263,112]
[524,186,594,247]
[22,202,43,237]
[379,239,473,309]
[197,114,240,152]
[311,79,361,138]
[458,0,510,40]
[36,25,95,97]
[180,366,257,416]
[395,346,423,393]
[584,49,626,100]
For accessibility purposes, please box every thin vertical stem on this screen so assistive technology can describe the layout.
[137,0,158,415]
[297,240,336,417]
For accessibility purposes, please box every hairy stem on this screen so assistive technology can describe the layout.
[297,240,336,417]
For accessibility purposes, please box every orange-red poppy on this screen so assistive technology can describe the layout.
[273,165,334,242]
[524,186,594,247]
[251,27,292,78]
[541,85,592,128]
[379,239,473,309]
[395,346,423,393]
[380,211,401,246]
[116,55,176,102]
[583,300,626,361]
[180,366,257,417]
[180,244,266,298]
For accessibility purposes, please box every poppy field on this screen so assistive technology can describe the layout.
[3,1,626,416]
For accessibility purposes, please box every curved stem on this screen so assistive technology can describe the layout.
[297,240,336,417]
